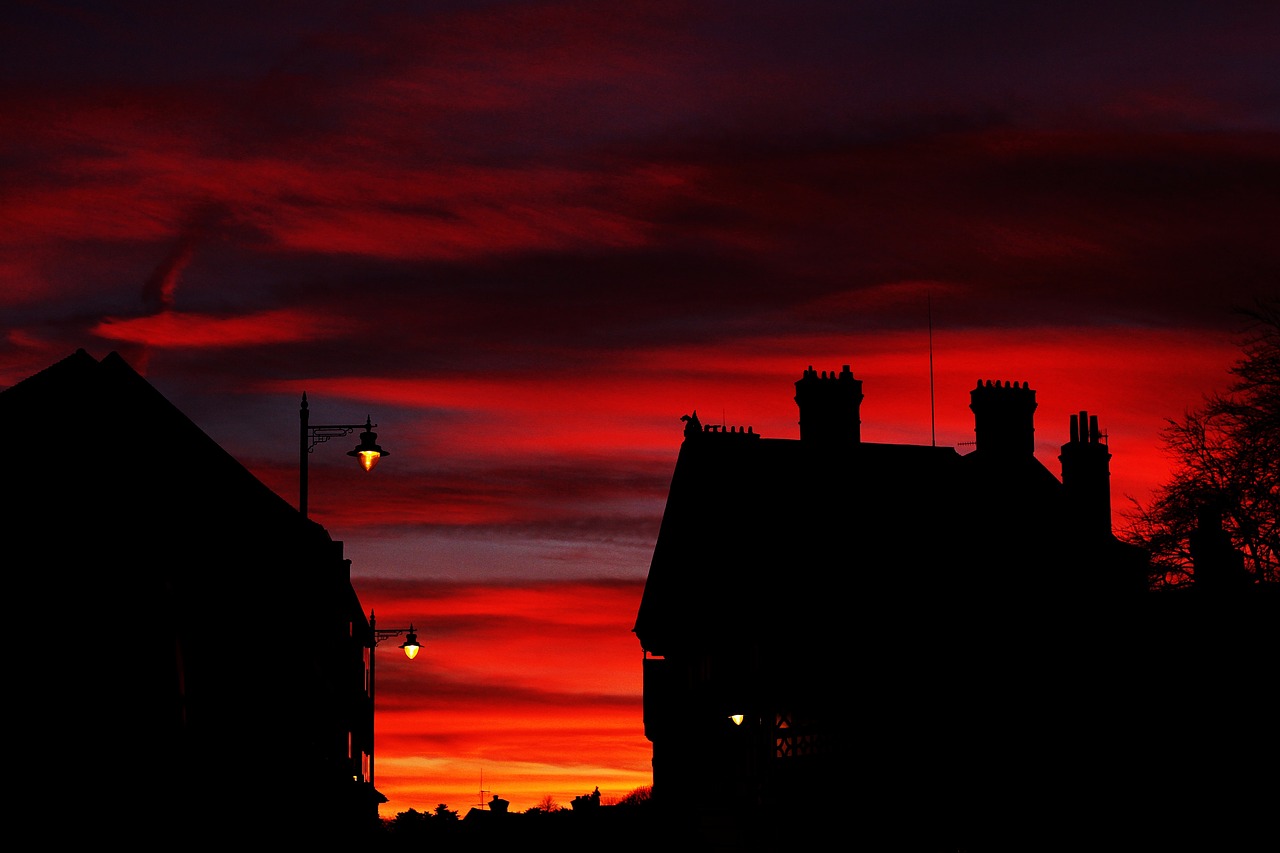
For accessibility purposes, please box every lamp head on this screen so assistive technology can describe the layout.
[400,625,420,660]
[348,416,388,472]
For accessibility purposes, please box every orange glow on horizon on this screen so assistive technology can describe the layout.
[358,579,652,817]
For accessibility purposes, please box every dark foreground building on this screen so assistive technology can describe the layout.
[4,351,381,845]
[634,364,1275,850]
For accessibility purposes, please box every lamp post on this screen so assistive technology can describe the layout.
[369,610,420,793]
[299,392,389,519]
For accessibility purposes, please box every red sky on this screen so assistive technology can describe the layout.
[3,0,1278,817]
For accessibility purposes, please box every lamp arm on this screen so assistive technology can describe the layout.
[305,423,377,453]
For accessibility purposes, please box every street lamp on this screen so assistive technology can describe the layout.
[368,610,420,793]
[299,392,389,519]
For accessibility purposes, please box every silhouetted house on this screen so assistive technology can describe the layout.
[633,365,1193,846]
[3,350,381,844]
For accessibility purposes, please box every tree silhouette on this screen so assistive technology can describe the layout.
[1123,296,1279,587]
[378,808,429,848]
[376,804,462,849]
[615,785,653,808]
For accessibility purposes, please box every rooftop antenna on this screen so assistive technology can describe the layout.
[928,293,936,447]
[477,768,490,810]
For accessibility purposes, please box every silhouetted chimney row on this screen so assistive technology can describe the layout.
[969,379,1036,456]
[795,364,863,445]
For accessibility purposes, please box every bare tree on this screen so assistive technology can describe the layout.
[616,785,653,807]
[1122,296,1280,587]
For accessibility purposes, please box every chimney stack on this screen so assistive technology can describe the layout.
[1058,410,1113,537]
[795,364,863,445]
[969,380,1037,457]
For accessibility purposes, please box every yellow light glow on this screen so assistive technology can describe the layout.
[730,714,744,726]
[357,450,380,471]
[403,642,420,660]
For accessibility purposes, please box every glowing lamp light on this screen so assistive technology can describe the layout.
[730,714,745,726]
[347,416,388,472]
[353,448,381,472]
[400,626,421,660]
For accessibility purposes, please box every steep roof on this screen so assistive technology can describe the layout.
[3,348,298,523]
[633,370,1147,658]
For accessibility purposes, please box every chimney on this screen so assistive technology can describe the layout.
[968,380,1037,456]
[795,364,863,445]
[1189,503,1249,590]
[1058,411,1113,537]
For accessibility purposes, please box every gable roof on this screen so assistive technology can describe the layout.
[634,369,1148,657]
[3,348,297,522]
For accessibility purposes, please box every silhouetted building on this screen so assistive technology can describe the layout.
[3,351,382,844]
[634,364,1273,849]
